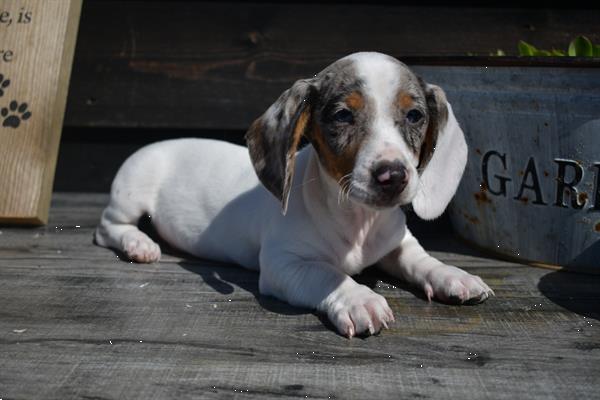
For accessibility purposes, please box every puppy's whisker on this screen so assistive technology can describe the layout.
[343,180,352,197]
[336,174,353,206]
[336,179,353,209]
[337,173,352,185]
[337,185,345,206]
[345,182,354,203]
[339,184,349,206]
[342,183,351,203]
[340,174,352,187]
[337,174,351,186]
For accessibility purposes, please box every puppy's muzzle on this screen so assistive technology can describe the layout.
[371,161,408,195]
[371,160,408,196]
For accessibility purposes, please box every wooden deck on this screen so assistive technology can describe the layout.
[0,193,598,399]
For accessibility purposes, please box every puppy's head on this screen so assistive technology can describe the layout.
[246,52,467,219]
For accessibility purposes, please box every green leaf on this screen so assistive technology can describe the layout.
[518,40,537,56]
[534,49,552,56]
[568,36,593,57]
[551,48,566,56]
[594,45,600,57]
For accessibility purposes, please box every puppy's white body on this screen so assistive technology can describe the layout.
[101,138,402,267]
[96,52,493,337]
[109,139,267,269]
[97,138,405,278]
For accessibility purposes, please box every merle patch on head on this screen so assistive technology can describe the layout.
[302,61,375,180]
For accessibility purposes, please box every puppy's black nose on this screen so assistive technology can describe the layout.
[371,161,407,192]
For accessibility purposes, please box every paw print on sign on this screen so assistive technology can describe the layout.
[1,101,32,128]
[0,74,10,97]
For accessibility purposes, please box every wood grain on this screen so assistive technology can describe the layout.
[0,0,81,225]
[0,192,598,399]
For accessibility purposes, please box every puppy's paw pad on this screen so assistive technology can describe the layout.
[122,232,161,263]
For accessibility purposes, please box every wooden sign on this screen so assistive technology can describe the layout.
[0,0,81,224]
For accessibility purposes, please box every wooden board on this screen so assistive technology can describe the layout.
[0,192,598,399]
[0,0,82,225]
[63,1,600,130]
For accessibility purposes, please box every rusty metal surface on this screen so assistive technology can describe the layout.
[412,65,600,271]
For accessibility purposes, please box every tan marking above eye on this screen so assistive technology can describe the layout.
[397,92,414,109]
[344,91,364,110]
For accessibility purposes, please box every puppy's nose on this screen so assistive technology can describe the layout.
[371,161,408,192]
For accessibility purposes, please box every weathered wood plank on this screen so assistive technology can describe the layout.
[0,192,598,399]
[63,1,600,129]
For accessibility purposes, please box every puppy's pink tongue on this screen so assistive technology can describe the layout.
[377,170,391,183]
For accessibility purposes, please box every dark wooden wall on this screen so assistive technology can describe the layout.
[64,1,600,130]
[55,1,600,192]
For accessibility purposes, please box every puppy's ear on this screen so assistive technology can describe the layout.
[245,79,316,214]
[412,84,467,220]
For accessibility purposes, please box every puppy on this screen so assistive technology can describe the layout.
[95,52,493,337]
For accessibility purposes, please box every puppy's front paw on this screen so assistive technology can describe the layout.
[320,284,394,338]
[121,231,161,263]
[424,264,494,304]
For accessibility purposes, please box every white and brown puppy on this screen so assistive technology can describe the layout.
[95,52,493,337]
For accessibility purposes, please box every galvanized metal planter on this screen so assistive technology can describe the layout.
[413,62,600,272]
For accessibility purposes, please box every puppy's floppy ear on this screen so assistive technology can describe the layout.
[412,84,467,220]
[245,79,316,214]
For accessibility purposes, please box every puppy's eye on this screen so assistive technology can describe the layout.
[333,109,354,124]
[406,109,423,124]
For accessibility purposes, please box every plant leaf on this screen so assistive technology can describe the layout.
[568,36,593,57]
[594,45,600,57]
[518,40,537,56]
[551,48,566,56]
[534,49,552,56]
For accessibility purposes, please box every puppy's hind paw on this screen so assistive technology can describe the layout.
[122,231,161,263]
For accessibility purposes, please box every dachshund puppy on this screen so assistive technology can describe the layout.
[95,52,493,337]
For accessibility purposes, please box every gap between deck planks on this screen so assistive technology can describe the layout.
[0,192,598,399]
